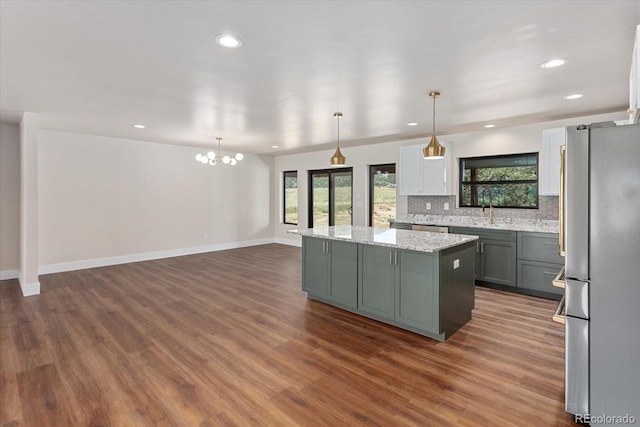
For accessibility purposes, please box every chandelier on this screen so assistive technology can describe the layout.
[195,137,244,166]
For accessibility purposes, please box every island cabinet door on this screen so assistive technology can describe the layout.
[302,237,329,298]
[328,241,358,309]
[395,250,439,333]
[358,245,396,320]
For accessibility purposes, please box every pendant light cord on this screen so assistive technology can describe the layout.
[432,94,436,136]
[336,115,340,148]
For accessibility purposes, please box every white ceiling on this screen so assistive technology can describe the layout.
[1,1,639,155]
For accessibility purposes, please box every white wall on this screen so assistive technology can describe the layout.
[0,123,20,277]
[273,111,627,243]
[444,111,627,196]
[273,140,413,243]
[38,130,274,270]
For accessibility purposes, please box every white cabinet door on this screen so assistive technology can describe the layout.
[541,128,566,195]
[423,158,446,195]
[399,145,424,195]
[399,143,449,195]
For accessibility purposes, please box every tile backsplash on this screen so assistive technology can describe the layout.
[408,195,559,220]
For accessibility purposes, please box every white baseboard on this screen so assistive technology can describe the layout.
[0,269,19,280]
[38,238,278,275]
[274,238,302,247]
[17,272,40,296]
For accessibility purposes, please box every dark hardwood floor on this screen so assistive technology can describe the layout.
[1,244,577,426]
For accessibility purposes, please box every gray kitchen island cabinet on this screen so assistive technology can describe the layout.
[302,237,358,309]
[294,226,478,341]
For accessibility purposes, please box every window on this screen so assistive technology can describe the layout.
[369,164,396,228]
[459,153,538,208]
[283,171,298,224]
[308,168,352,227]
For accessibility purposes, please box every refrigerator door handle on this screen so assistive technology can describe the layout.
[553,267,566,289]
[552,296,566,324]
[559,144,566,257]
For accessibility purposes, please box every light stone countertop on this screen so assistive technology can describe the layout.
[287,225,478,253]
[394,214,560,234]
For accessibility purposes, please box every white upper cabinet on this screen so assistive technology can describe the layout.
[399,142,449,196]
[540,127,566,196]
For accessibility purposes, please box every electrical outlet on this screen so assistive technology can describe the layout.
[426,202,431,210]
[453,259,460,269]
[444,202,450,210]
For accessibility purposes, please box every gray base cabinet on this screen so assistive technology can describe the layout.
[449,228,562,299]
[516,232,563,296]
[303,237,476,341]
[358,245,396,320]
[302,237,358,308]
[450,227,517,287]
[395,250,439,332]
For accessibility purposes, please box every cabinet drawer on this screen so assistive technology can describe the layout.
[517,260,563,294]
[450,227,516,242]
[390,221,413,230]
[517,232,563,264]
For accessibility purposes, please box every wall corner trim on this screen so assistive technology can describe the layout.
[17,272,40,296]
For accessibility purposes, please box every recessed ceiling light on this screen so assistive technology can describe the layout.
[215,34,243,48]
[484,124,496,128]
[564,93,584,100]
[541,58,567,69]
[133,124,146,129]
[407,122,418,126]
[272,145,279,149]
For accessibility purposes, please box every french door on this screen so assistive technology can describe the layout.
[308,168,352,227]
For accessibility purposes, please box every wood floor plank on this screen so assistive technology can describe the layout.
[0,243,578,426]
[16,363,79,427]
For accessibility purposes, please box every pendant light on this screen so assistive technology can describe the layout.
[330,112,346,166]
[195,137,244,166]
[423,91,446,159]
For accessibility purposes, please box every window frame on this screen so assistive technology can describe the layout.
[283,170,298,225]
[458,152,539,209]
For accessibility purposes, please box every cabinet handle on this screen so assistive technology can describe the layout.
[481,242,485,253]
[394,251,398,265]
[476,242,480,253]
[543,271,558,275]
[543,241,556,246]
[389,251,393,265]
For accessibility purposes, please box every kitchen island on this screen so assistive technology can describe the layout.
[288,226,479,341]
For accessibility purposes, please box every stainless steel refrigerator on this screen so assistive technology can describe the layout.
[559,122,640,423]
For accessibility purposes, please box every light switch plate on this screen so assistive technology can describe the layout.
[426,202,431,210]
[444,202,450,210]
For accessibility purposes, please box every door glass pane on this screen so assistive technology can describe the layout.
[332,171,352,226]
[370,164,396,228]
[311,173,329,227]
[283,171,298,224]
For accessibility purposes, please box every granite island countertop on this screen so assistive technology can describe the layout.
[287,225,478,253]
[393,214,560,233]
